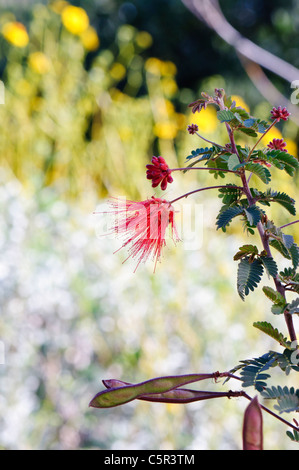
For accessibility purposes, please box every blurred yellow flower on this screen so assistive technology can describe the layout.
[14,78,34,96]
[145,57,163,75]
[61,5,89,35]
[50,0,69,14]
[119,125,133,142]
[154,121,178,140]
[28,52,51,74]
[161,77,178,97]
[110,62,126,81]
[190,106,218,134]
[135,31,153,49]
[2,21,29,48]
[284,138,298,157]
[80,26,100,51]
[176,113,186,130]
[231,94,250,113]
[160,61,177,77]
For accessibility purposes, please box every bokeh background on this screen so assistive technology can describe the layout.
[0,0,298,450]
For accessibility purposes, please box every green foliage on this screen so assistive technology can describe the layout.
[216,205,245,231]
[218,185,242,205]
[286,429,299,442]
[233,244,259,261]
[237,257,264,300]
[244,205,262,227]
[259,255,278,278]
[262,286,285,305]
[244,162,271,184]
[265,150,299,176]
[253,321,292,349]
[255,190,296,216]
[238,352,277,392]
[286,298,299,315]
[262,386,299,414]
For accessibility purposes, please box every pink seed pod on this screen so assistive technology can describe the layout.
[242,396,263,450]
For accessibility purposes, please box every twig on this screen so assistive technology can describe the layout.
[171,166,236,173]
[169,184,243,204]
[194,131,226,149]
[242,391,299,433]
[278,220,299,230]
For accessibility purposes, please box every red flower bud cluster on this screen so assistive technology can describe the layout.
[267,138,288,152]
[187,123,199,135]
[270,106,290,121]
[146,156,173,191]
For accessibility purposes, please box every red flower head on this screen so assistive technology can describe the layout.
[146,156,173,191]
[267,138,288,152]
[270,106,290,121]
[108,196,179,271]
[187,123,199,135]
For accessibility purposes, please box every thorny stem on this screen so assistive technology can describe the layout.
[169,184,243,205]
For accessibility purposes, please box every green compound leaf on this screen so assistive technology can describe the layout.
[286,430,299,443]
[262,386,299,414]
[238,127,258,137]
[233,244,259,261]
[253,321,292,349]
[217,109,236,123]
[289,244,299,270]
[186,147,213,161]
[266,150,299,176]
[262,286,285,305]
[269,239,291,260]
[286,297,299,315]
[256,190,296,216]
[239,352,277,392]
[237,257,264,300]
[244,162,271,184]
[218,185,242,205]
[259,256,278,278]
[216,205,244,231]
[276,348,299,374]
[244,205,262,226]
[227,153,241,171]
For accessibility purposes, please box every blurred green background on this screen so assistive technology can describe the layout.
[0,0,298,450]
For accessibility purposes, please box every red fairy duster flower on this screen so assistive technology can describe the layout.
[270,106,290,121]
[109,196,179,271]
[146,156,173,190]
[267,138,288,152]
